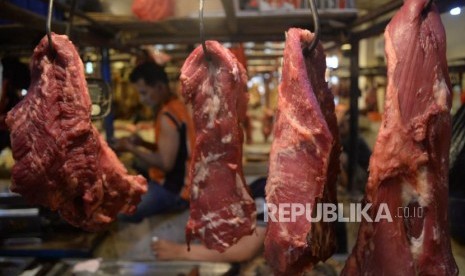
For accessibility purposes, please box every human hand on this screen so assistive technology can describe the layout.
[111,137,135,153]
[129,134,145,147]
[151,237,186,261]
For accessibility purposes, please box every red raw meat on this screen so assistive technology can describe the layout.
[6,34,147,231]
[132,0,174,22]
[264,28,340,275]
[342,1,458,275]
[180,41,256,252]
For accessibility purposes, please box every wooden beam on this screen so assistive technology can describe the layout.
[124,32,341,45]
[352,0,402,27]
[0,1,119,48]
[0,0,67,33]
[158,21,179,34]
[38,0,115,37]
[352,18,390,40]
[125,34,285,45]
[236,8,358,21]
[220,0,238,34]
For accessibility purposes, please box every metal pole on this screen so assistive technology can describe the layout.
[348,38,360,194]
[100,47,114,142]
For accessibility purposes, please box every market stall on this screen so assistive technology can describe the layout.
[0,0,465,275]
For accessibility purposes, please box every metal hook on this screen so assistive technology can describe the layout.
[46,0,55,55]
[306,0,320,54]
[199,0,211,62]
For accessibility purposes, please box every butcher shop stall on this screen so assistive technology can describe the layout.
[0,0,465,275]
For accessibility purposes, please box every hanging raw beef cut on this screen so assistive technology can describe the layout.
[6,34,147,231]
[342,0,458,275]
[180,41,256,252]
[264,28,340,275]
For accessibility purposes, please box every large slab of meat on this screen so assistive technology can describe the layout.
[6,34,147,231]
[264,28,340,275]
[180,41,256,252]
[342,1,458,275]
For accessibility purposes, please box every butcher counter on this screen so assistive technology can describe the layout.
[0,231,106,259]
[0,178,107,260]
[0,258,233,275]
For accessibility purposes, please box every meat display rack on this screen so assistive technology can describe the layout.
[80,4,357,46]
[0,0,358,51]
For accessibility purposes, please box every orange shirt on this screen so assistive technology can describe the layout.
[149,97,195,200]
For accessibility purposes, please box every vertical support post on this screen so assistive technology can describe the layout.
[264,73,271,108]
[101,47,114,141]
[0,59,3,101]
[348,38,360,194]
[459,71,463,92]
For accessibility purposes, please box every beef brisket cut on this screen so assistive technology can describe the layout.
[264,28,340,275]
[342,1,458,275]
[180,41,256,252]
[6,34,147,231]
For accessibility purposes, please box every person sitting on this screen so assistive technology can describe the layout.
[114,62,195,222]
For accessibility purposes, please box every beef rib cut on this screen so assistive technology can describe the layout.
[6,34,147,231]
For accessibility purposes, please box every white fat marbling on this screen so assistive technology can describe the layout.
[401,167,430,207]
[231,64,239,82]
[193,152,224,186]
[221,134,232,144]
[202,93,221,129]
[410,228,425,259]
[433,77,449,109]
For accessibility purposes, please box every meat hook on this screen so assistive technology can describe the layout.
[306,0,320,54]
[199,0,212,62]
[46,0,55,55]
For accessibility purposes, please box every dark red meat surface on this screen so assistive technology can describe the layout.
[342,1,458,275]
[264,28,340,275]
[6,34,147,231]
[180,41,256,252]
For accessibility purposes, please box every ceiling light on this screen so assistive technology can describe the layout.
[244,42,255,48]
[85,61,94,74]
[341,43,351,51]
[450,7,461,16]
[326,55,339,69]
